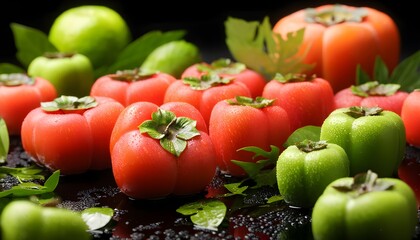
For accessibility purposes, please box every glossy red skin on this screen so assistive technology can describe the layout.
[110,101,216,199]
[90,72,176,106]
[334,88,409,115]
[182,63,267,98]
[401,91,420,147]
[261,77,335,132]
[21,96,124,175]
[273,4,400,93]
[0,77,57,135]
[163,79,252,126]
[209,99,291,176]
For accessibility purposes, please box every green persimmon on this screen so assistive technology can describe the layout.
[312,170,417,240]
[276,139,349,208]
[320,106,406,177]
[141,40,202,78]
[48,5,131,68]
[1,200,91,240]
[27,52,94,97]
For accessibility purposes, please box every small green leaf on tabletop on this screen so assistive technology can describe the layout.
[82,207,114,231]
[176,199,227,230]
[0,118,9,163]
[0,169,60,198]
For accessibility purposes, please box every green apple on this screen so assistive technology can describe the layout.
[27,52,94,97]
[141,40,202,78]
[48,5,132,68]
[1,200,91,240]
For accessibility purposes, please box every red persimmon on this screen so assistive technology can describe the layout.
[209,96,291,176]
[110,101,216,199]
[21,96,124,175]
[90,68,176,106]
[0,73,57,135]
[262,73,335,132]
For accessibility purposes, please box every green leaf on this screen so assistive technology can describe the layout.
[373,57,390,84]
[0,169,60,198]
[225,16,313,80]
[223,182,248,196]
[10,23,57,68]
[176,199,227,230]
[355,64,372,85]
[95,30,186,78]
[81,207,114,231]
[266,194,283,204]
[355,51,420,92]
[0,118,9,163]
[0,63,25,74]
[390,50,420,92]
[229,145,280,188]
[284,125,321,148]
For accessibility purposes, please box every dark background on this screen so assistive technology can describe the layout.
[0,1,418,64]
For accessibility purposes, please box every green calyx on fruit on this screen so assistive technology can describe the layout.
[41,96,98,112]
[0,73,34,86]
[305,4,368,26]
[183,73,234,90]
[226,96,275,108]
[108,68,156,82]
[196,58,246,75]
[139,108,200,157]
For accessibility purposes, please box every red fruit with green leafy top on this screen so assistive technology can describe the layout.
[0,73,57,135]
[334,81,409,115]
[110,101,216,199]
[164,73,252,126]
[262,73,335,132]
[21,95,124,175]
[209,96,291,176]
[181,58,267,98]
[90,68,176,106]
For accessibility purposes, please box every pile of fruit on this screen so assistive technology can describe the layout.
[0,4,419,240]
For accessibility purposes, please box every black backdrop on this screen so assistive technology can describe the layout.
[0,0,418,64]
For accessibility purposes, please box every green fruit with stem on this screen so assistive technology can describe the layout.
[48,5,131,68]
[27,52,94,97]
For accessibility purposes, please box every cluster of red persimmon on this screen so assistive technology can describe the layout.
[0,4,418,204]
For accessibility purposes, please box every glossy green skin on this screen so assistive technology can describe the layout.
[276,143,349,208]
[27,53,94,97]
[312,177,418,240]
[141,40,202,78]
[0,200,91,240]
[320,108,406,177]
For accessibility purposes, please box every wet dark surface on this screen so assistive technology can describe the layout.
[5,136,420,240]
